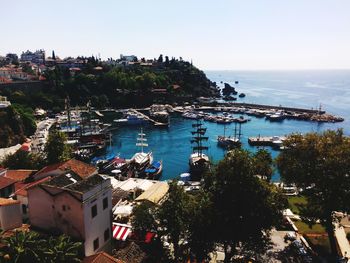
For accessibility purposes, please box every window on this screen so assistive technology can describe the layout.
[91,204,97,218]
[103,197,108,210]
[22,204,27,214]
[62,205,66,211]
[104,228,110,242]
[93,238,99,251]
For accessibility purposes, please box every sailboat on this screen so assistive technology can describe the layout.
[217,122,242,149]
[189,120,210,178]
[130,128,153,175]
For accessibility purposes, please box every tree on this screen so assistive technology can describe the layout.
[157,54,163,63]
[45,130,71,164]
[276,129,350,257]
[204,149,286,262]
[1,150,45,170]
[252,149,273,181]
[0,231,44,263]
[0,232,82,263]
[131,201,157,237]
[157,181,191,261]
[41,235,82,263]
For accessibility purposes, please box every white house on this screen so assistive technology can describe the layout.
[27,171,112,256]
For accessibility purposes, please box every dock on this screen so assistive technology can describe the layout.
[130,109,168,126]
[248,136,287,146]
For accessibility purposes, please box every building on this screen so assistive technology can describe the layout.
[0,198,22,231]
[0,176,16,198]
[20,50,45,64]
[82,251,124,263]
[120,54,137,62]
[34,158,98,181]
[27,172,112,256]
[0,66,29,81]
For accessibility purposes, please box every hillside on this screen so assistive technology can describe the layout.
[0,105,36,148]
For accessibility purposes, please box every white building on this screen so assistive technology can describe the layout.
[0,198,22,231]
[27,172,112,256]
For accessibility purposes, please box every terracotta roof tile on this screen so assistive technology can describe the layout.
[0,198,20,206]
[83,252,124,263]
[5,170,37,182]
[14,177,51,197]
[0,176,16,189]
[35,159,96,179]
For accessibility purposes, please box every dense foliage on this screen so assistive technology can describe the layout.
[0,56,218,113]
[1,150,45,170]
[0,231,82,263]
[0,105,36,148]
[45,130,72,165]
[132,149,286,262]
[277,129,350,256]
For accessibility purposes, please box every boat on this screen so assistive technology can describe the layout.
[238,93,246,98]
[144,160,163,179]
[114,112,149,126]
[182,111,199,119]
[130,128,153,177]
[150,111,169,125]
[217,122,242,149]
[189,120,210,179]
[267,111,285,122]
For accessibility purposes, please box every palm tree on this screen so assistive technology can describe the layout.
[41,235,82,263]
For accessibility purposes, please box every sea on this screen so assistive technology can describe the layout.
[102,70,350,182]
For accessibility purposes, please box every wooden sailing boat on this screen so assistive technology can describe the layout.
[189,120,210,178]
[131,128,153,175]
[217,122,242,149]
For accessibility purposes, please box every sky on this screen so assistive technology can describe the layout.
[2,0,350,70]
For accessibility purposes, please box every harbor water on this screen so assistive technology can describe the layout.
[103,70,350,182]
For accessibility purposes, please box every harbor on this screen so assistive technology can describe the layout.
[47,95,347,183]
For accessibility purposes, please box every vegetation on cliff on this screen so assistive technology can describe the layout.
[0,105,36,148]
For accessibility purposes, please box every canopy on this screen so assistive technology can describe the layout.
[112,223,132,241]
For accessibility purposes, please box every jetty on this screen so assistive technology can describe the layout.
[248,136,287,146]
[130,109,168,126]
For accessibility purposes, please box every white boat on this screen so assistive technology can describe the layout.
[131,128,153,173]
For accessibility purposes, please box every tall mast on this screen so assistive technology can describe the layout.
[66,97,71,130]
[136,127,148,153]
[191,119,208,157]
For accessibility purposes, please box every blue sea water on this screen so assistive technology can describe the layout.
[104,70,350,182]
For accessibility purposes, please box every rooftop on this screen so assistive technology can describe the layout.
[43,173,106,194]
[5,170,37,182]
[35,159,96,179]
[0,198,20,206]
[0,176,16,189]
[15,177,51,197]
[83,252,124,263]
[135,181,169,204]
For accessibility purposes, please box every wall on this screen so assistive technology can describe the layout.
[83,178,112,256]
[0,204,22,230]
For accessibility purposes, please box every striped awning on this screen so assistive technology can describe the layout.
[112,223,132,241]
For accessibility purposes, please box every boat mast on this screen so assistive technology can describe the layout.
[191,120,209,157]
[136,127,148,153]
[65,97,71,130]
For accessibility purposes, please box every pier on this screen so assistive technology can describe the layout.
[248,136,287,146]
[130,109,168,126]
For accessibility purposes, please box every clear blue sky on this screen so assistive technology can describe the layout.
[2,0,350,70]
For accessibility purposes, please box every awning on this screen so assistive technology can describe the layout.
[112,223,132,241]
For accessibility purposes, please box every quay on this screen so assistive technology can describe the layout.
[129,109,168,126]
[248,136,287,146]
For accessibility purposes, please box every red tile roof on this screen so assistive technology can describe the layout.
[5,170,36,182]
[15,177,51,197]
[35,159,96,179]
[0,198,19,206]
[0,176,16,189]
[82,252,124,263]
